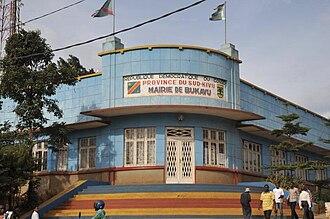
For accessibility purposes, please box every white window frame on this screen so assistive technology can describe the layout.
[315,165,327,181]
[271,149,286,176]
[295,154,308,180]
[203,129,226,167]
[124,127,156,166]
[32,142,48,172]
[57,145,68,171]
[243,140,261,173]
[79,136,96,170]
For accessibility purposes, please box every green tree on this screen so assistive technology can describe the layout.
[266,114,328,188]
[0,29,92,143]
[0,121,35,210]
[0,29,92,210]
[321,122,330,144]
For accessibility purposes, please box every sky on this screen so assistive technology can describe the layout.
[18,0,330,118]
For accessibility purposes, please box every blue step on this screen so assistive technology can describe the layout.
[79,184,264,194]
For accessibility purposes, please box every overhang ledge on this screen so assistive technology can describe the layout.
[81,105,264,122]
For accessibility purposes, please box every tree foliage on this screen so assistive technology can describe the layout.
[0,29,93,210]
[321,122,330,144]
[266,114,329,186]
[0,29,91,135]
[0,121,35,210]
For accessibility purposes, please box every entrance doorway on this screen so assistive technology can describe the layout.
[165,127,194,184]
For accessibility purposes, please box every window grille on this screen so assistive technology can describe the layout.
[271,149,286,176]
[167,128,192,137]
[79,136,96,170]
[316,169,326,181]
[124,127,156,166]
[295,154,308,180]
[243,140,261,173]
[32,142,48,172]
[57,146,68,171]
[203,129,226,167]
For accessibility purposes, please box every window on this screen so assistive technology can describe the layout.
[316,169,326,181]
[295,154,308,180]
[124,127,156,166]
[32,142,48,172]
[203,129,226,167]
[271,149,286,176]
[315,162,327,181]
[243,140,261,173]
[57,146,68,171]
[79,137,96,170]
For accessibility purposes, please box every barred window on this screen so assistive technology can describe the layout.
[79,137,96,170]
[243,140,261,173]
[316,169,326,181]
[295,154,308,180]
[271,149,286,176]
[32,142,48,172]
[124,127,156,166]
[203,129,226,167]
[57,146,68,171]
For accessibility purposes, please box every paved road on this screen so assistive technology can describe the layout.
[315,213,328,218]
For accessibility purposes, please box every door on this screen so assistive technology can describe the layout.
[165,127,194,184]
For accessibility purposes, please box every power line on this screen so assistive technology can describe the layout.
[0,0,87,33]
[22,0,87,26]
[10,0,207,60]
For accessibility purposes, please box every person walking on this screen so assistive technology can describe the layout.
[287,184,299,219]
[299,186,312,219]
[240,188,252,219]
[31,207,39,219]
[273,185,284,218]
[259,184,275,219]
[306,186,314,219]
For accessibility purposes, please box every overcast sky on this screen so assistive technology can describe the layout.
[20,0,330,118]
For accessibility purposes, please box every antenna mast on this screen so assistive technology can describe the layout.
[0,0,22,58]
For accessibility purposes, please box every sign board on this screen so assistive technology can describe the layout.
[123,74,226,100]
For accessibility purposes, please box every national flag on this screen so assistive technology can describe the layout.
[127,81,141,94]
[92,0,114,18]
[209,3,225,21]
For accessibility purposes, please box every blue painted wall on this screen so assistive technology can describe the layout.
[100,45,240,110]
[1,39,329,179]
[240,81,330,149]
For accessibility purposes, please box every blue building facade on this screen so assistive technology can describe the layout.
[0,37,329,191]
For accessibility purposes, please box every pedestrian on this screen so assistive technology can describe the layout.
[31,207,39,219]
[3,210,13,219]
[299,186,311,219]
[240,187,252,219]
[306,186,314,219]
[259,184,275,219]
[287,183,299,219]
[92,200,106,219]
[273,185,284,218]
[1,208,5,219]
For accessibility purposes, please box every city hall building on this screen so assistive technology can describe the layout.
[1,37,329,194]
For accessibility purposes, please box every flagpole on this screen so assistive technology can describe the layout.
[113,0,116,35]
[224,1,227,44]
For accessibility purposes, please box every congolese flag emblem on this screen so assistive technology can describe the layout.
[127,81,141,94]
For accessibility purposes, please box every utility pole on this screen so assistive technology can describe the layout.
[0,0,22,59]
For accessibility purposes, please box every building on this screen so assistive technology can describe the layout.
[0,37,329,196]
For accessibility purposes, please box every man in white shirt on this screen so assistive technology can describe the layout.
[31,207,39,219]
[273,185,284,218]
[299,186,312,219]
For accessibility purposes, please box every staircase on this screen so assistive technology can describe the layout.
[42,184,297,219]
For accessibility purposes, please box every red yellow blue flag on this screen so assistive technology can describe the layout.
[92,0,114,18]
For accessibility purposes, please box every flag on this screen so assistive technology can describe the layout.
[92,0,114,18]
[209,3,225,21]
